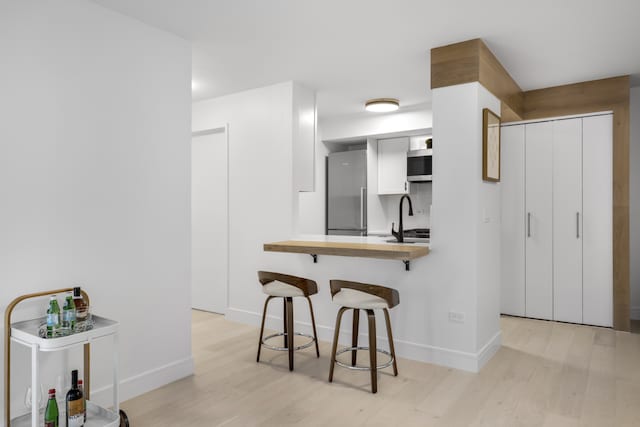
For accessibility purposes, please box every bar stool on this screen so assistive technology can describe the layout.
[256,271,320,371]
[328,280,399,393]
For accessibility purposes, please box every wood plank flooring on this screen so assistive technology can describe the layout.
[121,311,640,426]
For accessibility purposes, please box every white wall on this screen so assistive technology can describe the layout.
[192,82,300,327]
[0,0,192,422]
[631,87,640,319]
[320,106,433,142]
[431,82,502,358]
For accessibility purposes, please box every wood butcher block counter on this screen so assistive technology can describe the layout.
[264,235,430,270]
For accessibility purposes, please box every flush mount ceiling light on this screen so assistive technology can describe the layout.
[365,98,399,113]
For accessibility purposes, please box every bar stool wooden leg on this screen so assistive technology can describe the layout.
[366,309,377,393]
[306,297,320,358]
[286,297,294,371]
[383,308,398,376]
[351,309,360,366]
[283,297,288,349]
[257,296,274,363]
[329,307,348,382]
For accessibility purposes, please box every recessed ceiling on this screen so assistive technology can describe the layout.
[91,0,640,119]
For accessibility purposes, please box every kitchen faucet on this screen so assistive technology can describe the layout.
[391,194,414,243]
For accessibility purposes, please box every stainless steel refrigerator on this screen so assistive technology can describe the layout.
[326,150,367,236]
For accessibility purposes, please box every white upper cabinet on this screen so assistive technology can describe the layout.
[377,137,409,195]
[292,83,316,192]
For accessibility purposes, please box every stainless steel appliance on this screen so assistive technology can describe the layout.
[407,148,432,182]
[326,150,367,236]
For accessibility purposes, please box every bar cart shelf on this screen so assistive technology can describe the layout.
[4,289,129,427]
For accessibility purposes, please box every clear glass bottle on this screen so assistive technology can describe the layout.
[62,293,76,335]
[46,296,61,338]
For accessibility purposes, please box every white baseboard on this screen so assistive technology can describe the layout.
[631,307,640,320]
[90,356,194,408]
[227,306,501,373]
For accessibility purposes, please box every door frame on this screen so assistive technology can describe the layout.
[191,124,230,314]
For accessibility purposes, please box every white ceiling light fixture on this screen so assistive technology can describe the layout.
[365,98,399,113]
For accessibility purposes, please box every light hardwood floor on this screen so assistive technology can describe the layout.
[121,310,640,426]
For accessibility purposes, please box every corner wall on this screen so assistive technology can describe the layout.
[0,1,193,422]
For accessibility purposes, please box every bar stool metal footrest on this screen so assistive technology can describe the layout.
[261,331,316,351]
[335,346,394,371]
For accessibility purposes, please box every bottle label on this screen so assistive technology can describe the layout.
[63,310,76,326]
[46,313,59,326]
[68,399,84,427]
[45,422,55,427]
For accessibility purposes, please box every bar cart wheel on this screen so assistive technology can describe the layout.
[119,409,130,427]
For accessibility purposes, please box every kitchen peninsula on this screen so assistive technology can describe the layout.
[264,235,429,270]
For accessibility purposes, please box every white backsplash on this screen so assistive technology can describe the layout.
[374,183,432,234]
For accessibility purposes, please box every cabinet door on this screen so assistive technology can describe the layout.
[500,125,526,316]
[552,118,583,323]
[377,137,409,194]
[582,114,613,327]
[525,121,553,320]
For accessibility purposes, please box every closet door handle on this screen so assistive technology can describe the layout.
[527,212,531,238]
[576,212,580,239]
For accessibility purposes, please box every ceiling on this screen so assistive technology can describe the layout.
[91,0,640,119]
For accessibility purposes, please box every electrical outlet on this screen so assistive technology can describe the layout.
[448,311,465,323]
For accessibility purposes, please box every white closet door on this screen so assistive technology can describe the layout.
[582,114,613,327]
[552,118,583,323]
[500,125,526,316]
[525,121,554,320]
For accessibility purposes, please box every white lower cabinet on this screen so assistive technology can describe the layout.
[500,114,612,327]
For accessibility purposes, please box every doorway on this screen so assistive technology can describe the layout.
[191,126,228,314]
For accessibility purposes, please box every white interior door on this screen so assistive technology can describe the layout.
[525,121,554,320]
[191,128,228,314]
[552,118,583,323]
[500,124,526,316]
[582,114,613,327]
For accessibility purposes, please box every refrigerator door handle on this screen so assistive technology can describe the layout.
[360,187,367,230]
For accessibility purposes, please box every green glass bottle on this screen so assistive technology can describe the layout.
[62,293,76,335]
[44,388,59,427]
[46,296,61,338]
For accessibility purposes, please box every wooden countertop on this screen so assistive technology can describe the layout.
[263,240,430,261]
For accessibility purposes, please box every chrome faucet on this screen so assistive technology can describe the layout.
[391,194,414,243]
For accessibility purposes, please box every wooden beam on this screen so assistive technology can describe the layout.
[431,39,524,120]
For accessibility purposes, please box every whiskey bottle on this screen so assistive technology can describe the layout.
[44,388,59,427]
[72,287,89,330]
[66,370,84,427]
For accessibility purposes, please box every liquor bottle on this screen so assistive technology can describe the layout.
[66,370,84,427]
[44,388,59,427]
[46,296,61,338]
[78,379,86,422]
[62,293,76,335]
[72,287,89,330]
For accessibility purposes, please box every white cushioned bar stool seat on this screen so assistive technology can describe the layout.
[332,288,389,310]
[328,279,400,394]
[262,281,305,298]
[256,271,320,371]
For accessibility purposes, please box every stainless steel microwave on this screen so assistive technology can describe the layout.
[407,149,432,182]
